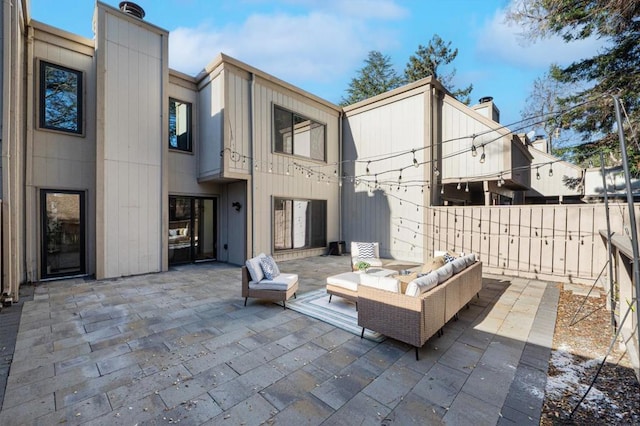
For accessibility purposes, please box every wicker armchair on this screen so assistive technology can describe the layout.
[350,241,384,271]
[241,266,298,309]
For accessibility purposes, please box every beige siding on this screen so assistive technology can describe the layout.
[96,6,167,278]
[528,146,582,197]
[223,68,341,259]
[198,68,224,179]
[441,97,510,183]
[342,90,427,263]
[30,29,96,279]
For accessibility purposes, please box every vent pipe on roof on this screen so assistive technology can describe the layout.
[479,96,493,104]
[119,1,145,19]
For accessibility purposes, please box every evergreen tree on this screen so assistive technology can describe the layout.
[340,51,403,106]
[508,0,640,173]
[404,35,473,105]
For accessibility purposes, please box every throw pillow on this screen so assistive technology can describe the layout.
[356,242,376,258]
[442,252,456,263]
[260,255,280,280]
[421,256,445,274]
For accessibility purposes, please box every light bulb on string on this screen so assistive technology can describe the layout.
[366,161,371,175]
[548,166,553,177]
[480,146,486,164]
[434,166,440,177]
[412,149,419,167]
[457,180,461,190]
[268,163,273,173]
[536,167,541,180]
[465,182,469,192]
[497,174,503,187]
[441,185,445,195]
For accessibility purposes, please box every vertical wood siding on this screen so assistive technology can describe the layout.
[428,204,640,284]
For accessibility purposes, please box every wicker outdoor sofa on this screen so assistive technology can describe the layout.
[358,257,482,360]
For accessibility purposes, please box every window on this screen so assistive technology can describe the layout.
[274,197,326,251]
[169,99,192,152]
[39,61,83,134]
[273,105,325,161]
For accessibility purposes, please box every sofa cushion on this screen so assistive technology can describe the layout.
[434,262,454,284]
[359,273,400,293]
[260,255,280,280]
[422,256,445,274]
[451,257,467,274]
[249,273,298,291]
[405,271,439,296]
[245,253,266,282]
[463,253,477,266]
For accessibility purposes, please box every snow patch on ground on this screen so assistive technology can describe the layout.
[545,344,611,410]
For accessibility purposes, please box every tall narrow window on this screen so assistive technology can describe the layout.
[169,98,192,152]
[274,197,326,251]
[273,105,325,161]
[39,61,83,134]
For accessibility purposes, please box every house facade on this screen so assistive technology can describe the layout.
[0,1,341,300]
[1,0,595,300]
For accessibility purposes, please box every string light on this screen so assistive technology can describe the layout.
[366,161,371,175]
[457,180,461,190]
[536,167,541,180]
[434,166,440,177]
[471,135,477,157]
[412,149,419,167]
[548,166,553,177]
[465,182,469,192]
[480,146,486,164]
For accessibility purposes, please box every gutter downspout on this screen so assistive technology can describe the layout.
[249,72,255,258]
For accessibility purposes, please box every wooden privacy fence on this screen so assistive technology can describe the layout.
[427,203,640,285]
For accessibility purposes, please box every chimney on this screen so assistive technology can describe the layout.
[479,96,493,104]
[119,1,145,19]
[472,96,500,123]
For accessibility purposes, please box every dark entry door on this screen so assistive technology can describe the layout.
[169,196,217,264]
[41,190,85,278]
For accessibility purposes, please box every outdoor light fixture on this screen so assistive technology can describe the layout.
[457,180,461,190]
[232,201,242,212]
[480,146,486,163]
[441,185,445,195]
[471,144,477,157]
[465,182,469,192]
[536,167,541,180]
[366,161,371,175]
[412,149,419,167]
[549,166,554,177]
[434,166,440,177]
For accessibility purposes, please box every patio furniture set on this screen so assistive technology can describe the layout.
[242,242,483,359]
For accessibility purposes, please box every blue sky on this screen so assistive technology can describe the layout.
[30,0,604,127]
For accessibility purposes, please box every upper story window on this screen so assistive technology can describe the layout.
[169,98,192,152]
[273,105,325,162]
[39,61,83,134]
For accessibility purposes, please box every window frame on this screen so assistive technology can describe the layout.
[272,104,326,162]
[39,60,84,135]
[169,98,193,153]
[272,196,327,252]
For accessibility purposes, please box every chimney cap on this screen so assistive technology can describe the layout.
[479,96,493,104]
[119,1,145,19]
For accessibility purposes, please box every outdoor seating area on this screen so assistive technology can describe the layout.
[323,246,483,360]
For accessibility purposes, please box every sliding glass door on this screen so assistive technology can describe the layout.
[41,190,85,278]
[169,196,217,264]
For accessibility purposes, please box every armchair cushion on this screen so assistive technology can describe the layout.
[421,256,446,274]
[245,253,267,282]
[249,273,298,291]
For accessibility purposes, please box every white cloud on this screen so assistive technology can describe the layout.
[168,2,407,81]
[475,8,607,69]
